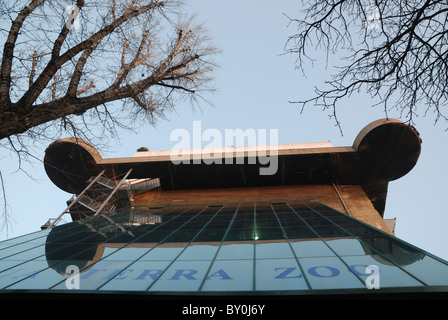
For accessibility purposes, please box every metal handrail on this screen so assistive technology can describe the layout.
[47,170,106,228]
[94,168,133,216]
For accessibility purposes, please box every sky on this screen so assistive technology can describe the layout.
[1,0,448,263]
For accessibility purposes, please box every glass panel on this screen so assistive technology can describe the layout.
[177,244,219,261]
[101,246,153,261]
[0,231,49,245]
[0,260,25,275]
[201,259,253,291]
[0,198,447,294]
[140,245,184,261]
[216,243,253,260]
[1,260,73,290]
[341,255,425,288]
[0,243,43,259]
[400,255,448,285]
[149,260,212,292]
[360,235,420,255]
[256,242,293,259]
[0,260,53,289]
[99,260,172,291]
[50,260,133,290]
[298,256,366,290]
[256,258,308,291]
[325,238,368,256]
[290,239,335,258]
[193,213,233,242]
[312,225,348,238]
[0,245,48,261]
[282,226,316,239]
[225,207,254,242]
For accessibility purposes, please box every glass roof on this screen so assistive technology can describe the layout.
[0,199,447,295]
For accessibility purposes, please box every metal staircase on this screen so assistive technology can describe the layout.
[77,194,116,212]
[90,174,118,189]
[42,168,163,229]
[41,169,130,229]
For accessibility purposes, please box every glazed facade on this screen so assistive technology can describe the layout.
[1,199,447,295]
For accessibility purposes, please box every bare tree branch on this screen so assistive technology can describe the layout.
[0,0,218,230]
[0,170,12,236]
[285,0,448,132]
[0,0,45,105]
[0,0,217,141]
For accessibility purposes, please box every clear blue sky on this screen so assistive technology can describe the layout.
[1,0,447,262]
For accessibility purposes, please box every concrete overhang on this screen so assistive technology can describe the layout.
[43,118,422,217]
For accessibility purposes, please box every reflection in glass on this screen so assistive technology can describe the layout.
[341,255,424,287]
[0,199,446,294]
[256,258,308,291]
[201,259,253,291]
[299,256,366,289]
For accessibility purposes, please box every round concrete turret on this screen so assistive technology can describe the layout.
[353,118,422,182]
[44,138,103,194]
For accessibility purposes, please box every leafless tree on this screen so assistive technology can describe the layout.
[0,0,217,232]
[284,0,448,133]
